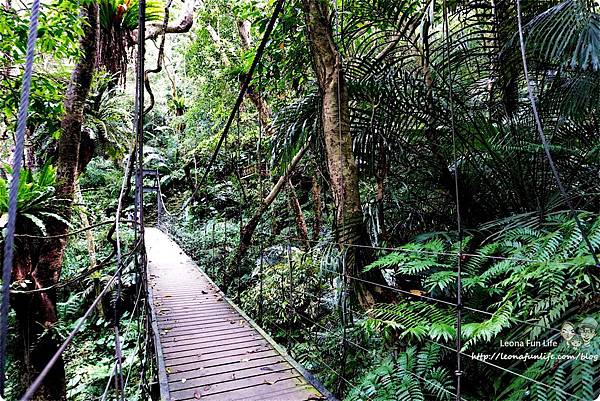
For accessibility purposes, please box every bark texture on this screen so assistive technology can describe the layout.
[301,0,393,308]
[11,4,98,399]
[143,0,197,40]
[287,179,310,248]
[310,174,322,240]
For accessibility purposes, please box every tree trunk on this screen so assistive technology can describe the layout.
[311,174,322,240]
[235,18,274,135]
[301,0,393,308]
[206,24,230,66]
[287,178,310,248]
[141,0,196,41]
[11,4,98,399]
[375,142,388,241]
[226,141,310,291]
[75,183,104,318]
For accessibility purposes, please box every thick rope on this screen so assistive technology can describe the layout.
[112,146,134,400]
[0,0,41,394]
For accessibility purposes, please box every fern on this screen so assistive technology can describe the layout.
[362,213,600,400]
[365,302,455,342]
[347,347,453,401]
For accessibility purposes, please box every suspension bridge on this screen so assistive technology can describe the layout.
[2,0,600,399]
[146,227,331,400]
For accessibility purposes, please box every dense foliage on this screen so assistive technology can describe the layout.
[1,0,600,399]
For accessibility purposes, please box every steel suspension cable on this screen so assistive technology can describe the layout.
[134,0,149,396]
[431,339,584,400]
[272,306,466,400]
[441,1,463,398]
[178,0,285,212]
[112,144,136,400]
[515,0,600,273]
[262,232,567,332]
[19,263,126,400]
[264,317,355,388]
[236,109,242,301]
[312,262,566,333]
[162,228,571,334]
[257,75,265,324]
[135,0,146,267]
[100,282,142,399]
[255,230,584,267]
[100,280,145,401]
[0,0,41,394]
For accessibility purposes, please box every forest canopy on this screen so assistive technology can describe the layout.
[1,0,600,400]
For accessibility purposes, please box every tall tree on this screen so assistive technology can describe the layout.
[11,2,98,398]
[300,0,392,307]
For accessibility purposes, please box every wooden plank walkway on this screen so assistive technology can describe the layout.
[146,228,333,401]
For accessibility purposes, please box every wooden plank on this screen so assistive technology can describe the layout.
[163,337,265,360]
[169,371,302,399]
[161,327,254,346]
[163,339,267,362]
[160,326,252,343]
[167,350,279,381]
[169,361,294,390]
[165,345,273,368]
[163,332,262,354]
[145,227,334,401]
[156,305,235,313]
[193,381,318,401]
[157,311,241,323]
[168,356,289,386]
[160,323,250,338]
[158,314,243,328]
[146,261,172,400]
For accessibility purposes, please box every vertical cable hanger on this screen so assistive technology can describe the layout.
[442,1,463,399]
[0,0,41,395]
[136,0,147,271]
[257,65,265,325]
[133,0,146,398]
[211,219,216,279]
[236,109,242,301]
[286,224,293,348]
[223,219,228,283]
[335,0,349,394]
[284,98,294,349]
[515,0,600,274]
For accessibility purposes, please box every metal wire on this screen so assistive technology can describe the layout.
[113,124,137,401]
[264,317,355,388]
[313,262,563,333]
[431,340,584,401]
[100,281,145,401]
[179,0,286,212]
[441,1,463,398]
[19,263,126,400]
[515,0,600,273]
[279,305,467,401]
[0,0,41,394]
[256,230,586,267]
